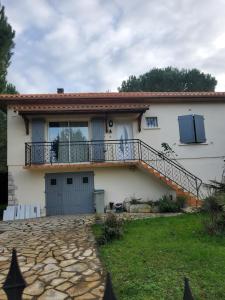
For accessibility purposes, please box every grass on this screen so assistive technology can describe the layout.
[93,214,225,300]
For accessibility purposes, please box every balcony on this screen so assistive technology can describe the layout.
[25,140,140,168]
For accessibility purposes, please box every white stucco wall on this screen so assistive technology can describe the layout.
[136,103,225,183]
[8,165,174,215]
[7,109,31,166]
[7,101,225,214]
[94,167,174,203]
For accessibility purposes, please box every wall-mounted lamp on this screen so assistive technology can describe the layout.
[108,120,113,127]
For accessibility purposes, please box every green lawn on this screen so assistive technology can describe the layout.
[93,214,225,300]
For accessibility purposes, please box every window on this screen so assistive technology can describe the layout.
[50,178,56,185]
[145,117,158,128]
[178,115,206,144]
[83,177,88,183]
[49,122,88,143]
[49,122,89,163]
[67,178,73,184]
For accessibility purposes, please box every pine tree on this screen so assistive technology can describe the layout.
[118,67,217,92]
[0,4,17,171]
[0,4,16,93]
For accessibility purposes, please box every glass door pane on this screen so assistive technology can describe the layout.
[49,122,69,163]
[58,122,69,163]
[70,122,89,162]
[49,122,60,163]
[49,122,89,163]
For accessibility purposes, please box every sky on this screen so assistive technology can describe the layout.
[3,0,225,93]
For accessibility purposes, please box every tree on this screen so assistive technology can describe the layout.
[0,4,16,93]
[0,4,17,171]
[118,67,217,92]
[0,110,6,171]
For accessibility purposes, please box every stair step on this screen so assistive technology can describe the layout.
[138,160,201,208]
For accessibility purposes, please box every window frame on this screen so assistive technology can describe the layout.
[144,116,159,129]
[50,178,57,185]
[47,120,90,142]
[47,120,90,163]
[83,176,89,184]
[66,178,73,185]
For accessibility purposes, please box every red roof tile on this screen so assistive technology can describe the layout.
[1,91,225,98]
[1,91,225,106]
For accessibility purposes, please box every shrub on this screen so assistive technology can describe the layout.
[158,195,180,213]
[202,193,225,214]
[202,193,225,235]
[97,212,124,245]
[176,195,187,209]
[204,180,225,193]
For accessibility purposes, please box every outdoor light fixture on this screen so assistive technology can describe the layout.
[108,120,113,127]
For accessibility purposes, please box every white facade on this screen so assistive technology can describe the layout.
[138,103,225,183]
[7,100,225,215]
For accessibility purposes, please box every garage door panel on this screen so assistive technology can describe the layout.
[46,174,63,216]
[63,173,94,214]
[46,172,94,215]
[62,175,73,215]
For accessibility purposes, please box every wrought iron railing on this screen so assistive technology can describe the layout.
[25,139,202,197]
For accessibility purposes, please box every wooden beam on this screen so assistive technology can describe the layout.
[19,109,146,115]
[105,113,109,133]
[137,112,144,132]
[22,116,29,135]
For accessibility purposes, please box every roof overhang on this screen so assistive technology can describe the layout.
[12,103,149,116]
[15,103,149,135]
[1,91,225,109]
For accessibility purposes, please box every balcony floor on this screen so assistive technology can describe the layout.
[23,160,138,171]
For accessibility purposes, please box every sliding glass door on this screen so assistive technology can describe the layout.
[49,122,89,163]
[70,122,89,162]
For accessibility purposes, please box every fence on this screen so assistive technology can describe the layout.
[1,248,194,300]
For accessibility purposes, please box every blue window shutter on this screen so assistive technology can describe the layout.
[91,118,105,161]
[31,119,45,163]
[32,119,45,142]
[91,118,105,141]
[194,115,206,143]
[178,115,195,143]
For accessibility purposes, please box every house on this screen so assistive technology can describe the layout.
[0,91,225,217]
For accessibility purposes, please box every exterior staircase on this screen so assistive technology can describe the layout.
[137,161,202,207]
[136,140,203,207]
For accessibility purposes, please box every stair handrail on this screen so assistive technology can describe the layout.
[138,139,202,197]
[138,140,201,180]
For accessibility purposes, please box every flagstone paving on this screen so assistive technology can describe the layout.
[0,216,104,300]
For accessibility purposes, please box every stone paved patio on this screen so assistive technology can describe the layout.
[0,215,104,300]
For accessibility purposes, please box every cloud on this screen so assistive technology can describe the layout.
[2,0,225,93]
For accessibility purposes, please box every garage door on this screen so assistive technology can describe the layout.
[45,172,94,216]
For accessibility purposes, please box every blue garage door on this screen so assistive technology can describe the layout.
[45,172,94,216]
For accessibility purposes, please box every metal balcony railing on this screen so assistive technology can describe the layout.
[25,139,202,198]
